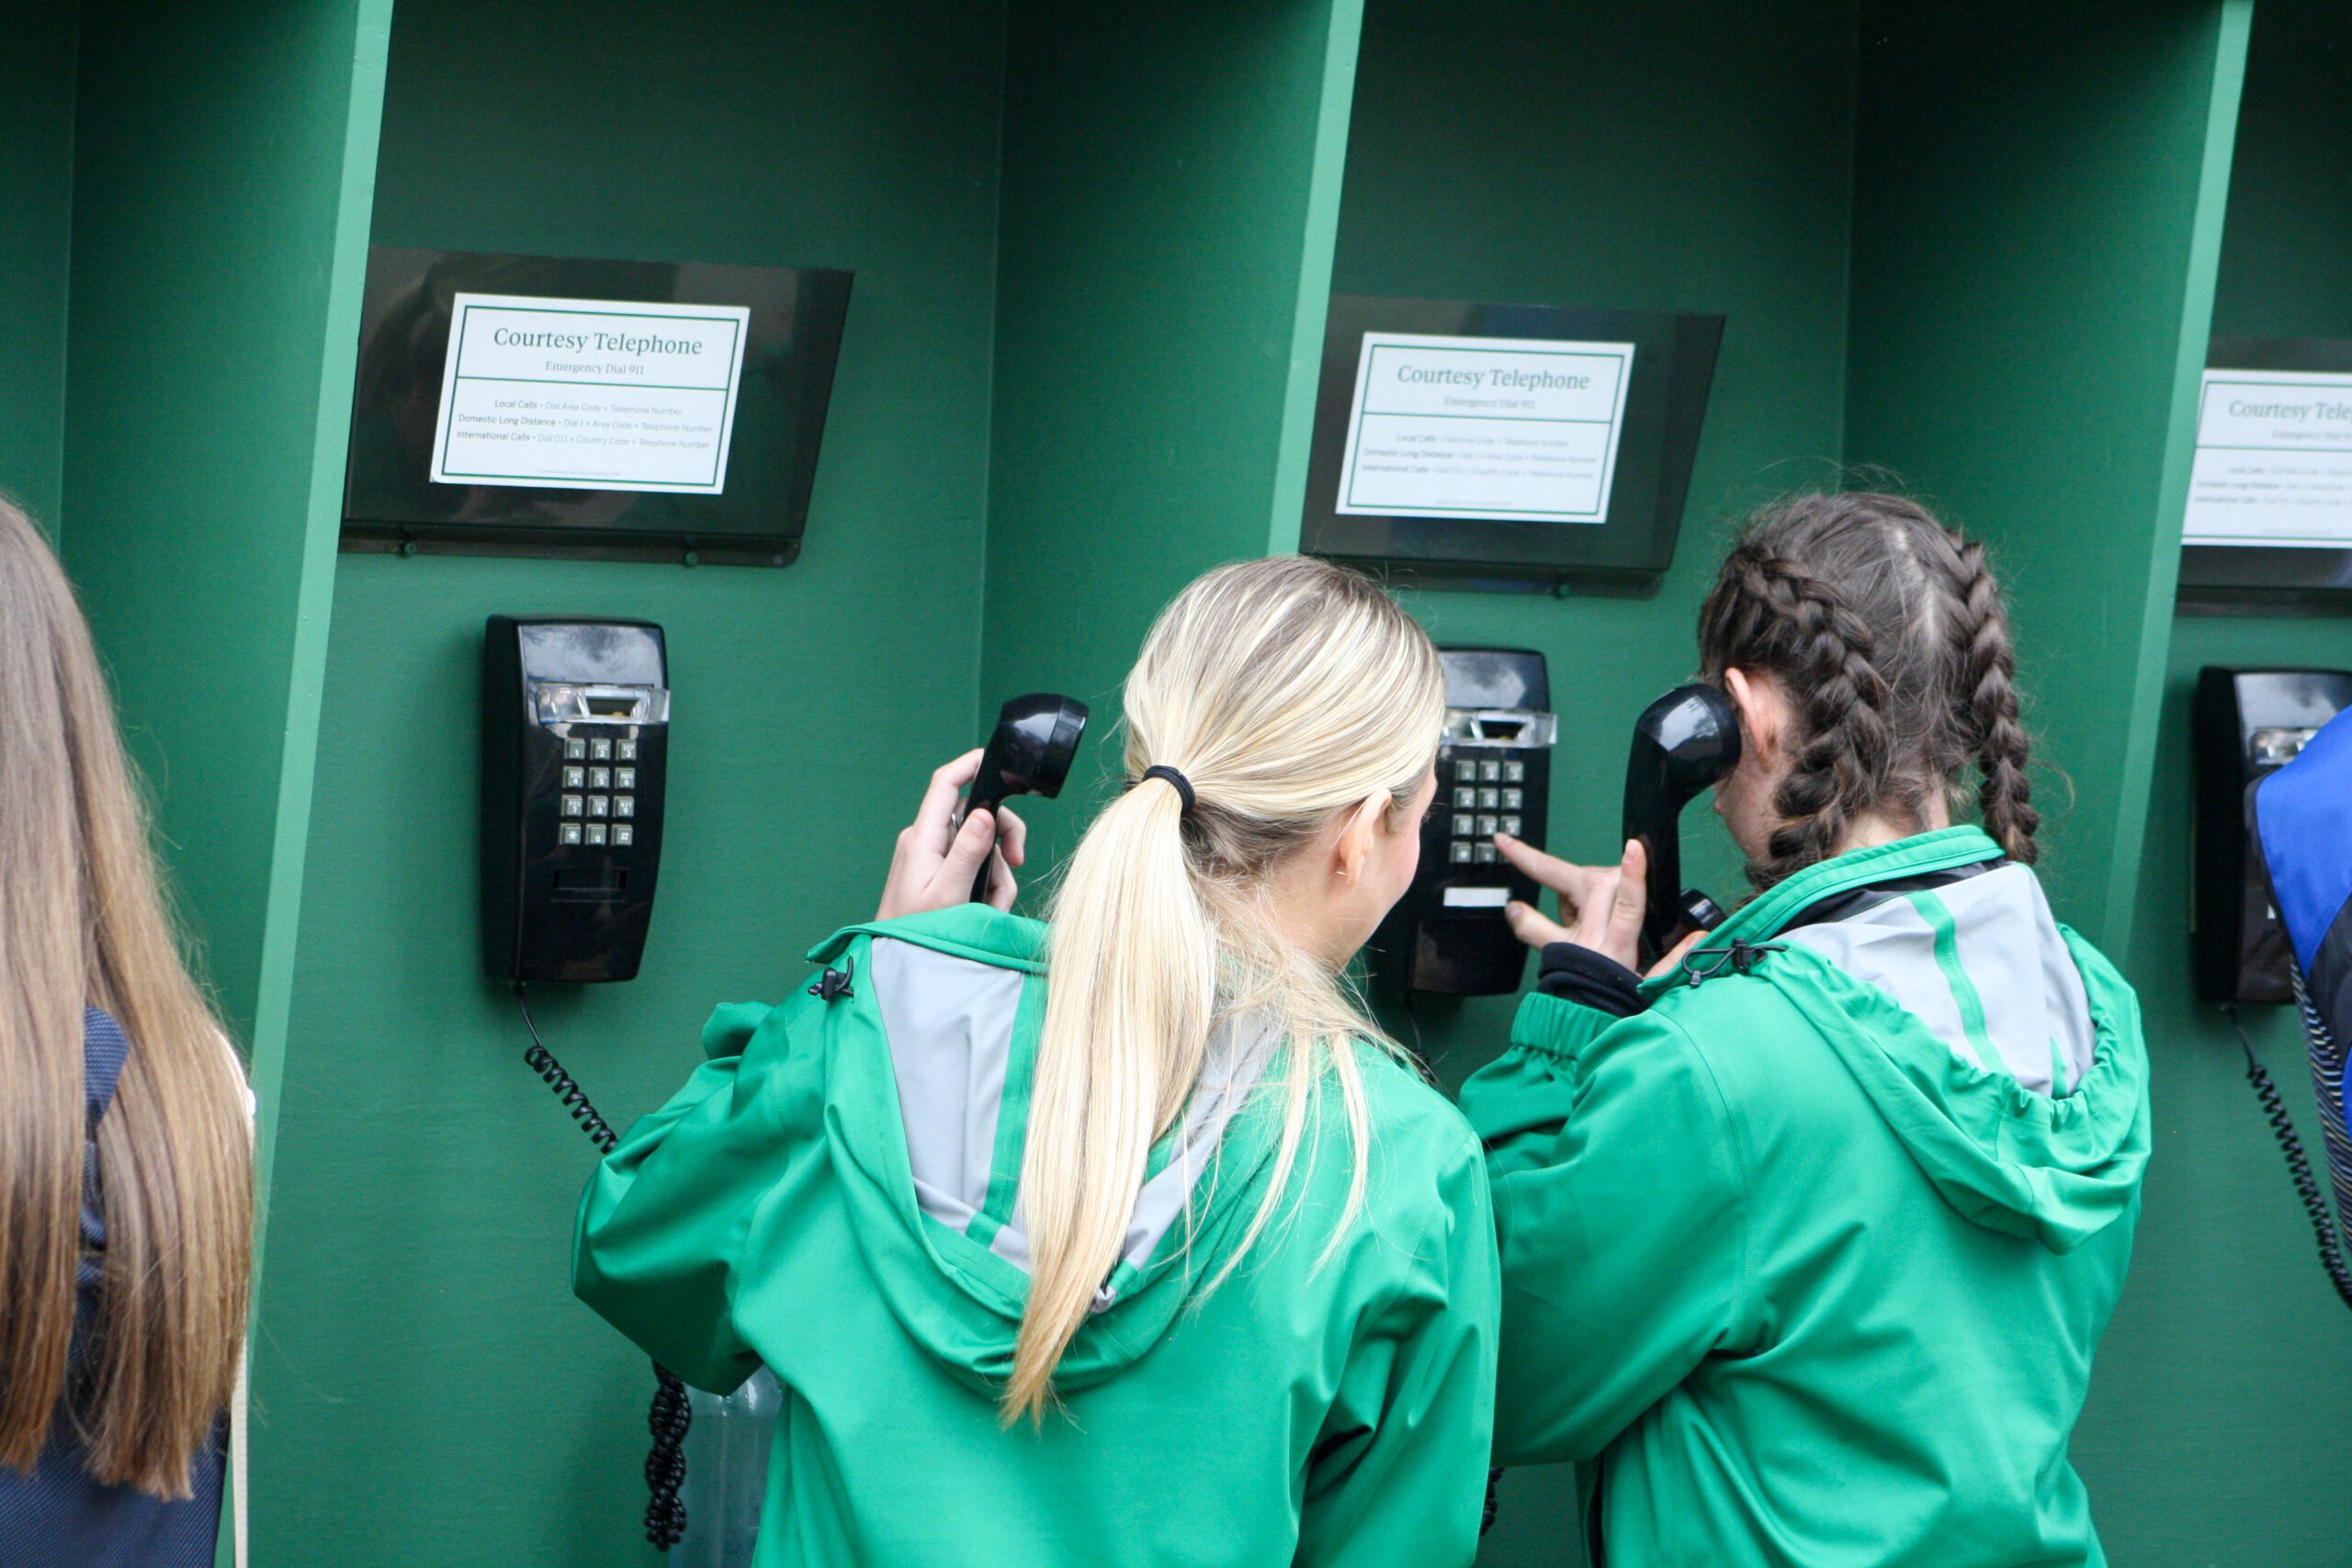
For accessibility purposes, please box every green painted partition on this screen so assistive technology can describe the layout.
[981,0,1365,861]
[1843,0,2251,962]
[58,0,389,1059]
[0,2,75,527]
[2070,4,2352,1562]
[1334,0,1862,1087]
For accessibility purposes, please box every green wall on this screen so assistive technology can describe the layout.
[1843,0,2248,960]
[59,0,387,1058]
[981,0,1363,862]
[0,1,75,528]
[2070,5,2352,1562]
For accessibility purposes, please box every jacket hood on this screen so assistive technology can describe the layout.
[731,906,1280,1398]
[1657,828,2151,1253]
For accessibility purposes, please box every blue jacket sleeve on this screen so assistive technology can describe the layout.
[571,1000,807,1393]
[1458,991,1751,1467]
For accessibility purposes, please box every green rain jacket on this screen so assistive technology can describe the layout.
[1459,828,2150,1567]
[574,905,1499,1567]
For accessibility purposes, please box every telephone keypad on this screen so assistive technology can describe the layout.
[614,768,636,791]
[587,795,610,818]
[560,794,583,818]
[564,739,588,761]
[590,739,613,761]
[562,766,585,789]
[588,766,611,789]
[616,739,638,762]
[1436,747,1539,877]
[614,795,635,818]
[560,823,583,846]
[584,823,607,846]
[612,824,634,847]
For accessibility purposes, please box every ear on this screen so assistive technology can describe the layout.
[1333,793,1387,881]
[1723,667,1791,770]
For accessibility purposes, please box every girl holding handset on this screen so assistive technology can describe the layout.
[1466,492,2150,1566]
[576,558,1498,1566]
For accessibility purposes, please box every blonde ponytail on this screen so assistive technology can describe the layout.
[1002,558,1443,1424]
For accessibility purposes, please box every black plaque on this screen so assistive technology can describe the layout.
[1303,295,1722,588]
[342,248,852,565]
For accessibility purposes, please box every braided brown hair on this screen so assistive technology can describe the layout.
[1697,491,2038,889]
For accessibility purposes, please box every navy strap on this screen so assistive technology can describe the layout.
[84,1007,130,1128]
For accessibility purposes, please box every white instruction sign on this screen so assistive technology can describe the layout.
[428,293,751,493]
[2183,368,2352,547]
[1335,332,1635,523]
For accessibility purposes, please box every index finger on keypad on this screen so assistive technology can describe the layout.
[1494,832,1597,903]
[918,750,988,852]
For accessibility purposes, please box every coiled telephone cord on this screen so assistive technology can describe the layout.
[515,983,695,1549]
[2227,1004,2352,1313]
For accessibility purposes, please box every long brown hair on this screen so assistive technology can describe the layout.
[0,496,251,1497]
[1697,491,2039,889]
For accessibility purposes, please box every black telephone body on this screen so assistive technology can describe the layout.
[1382,649,1556,995]
[1623,682,1742,966]
[481,617,671,984]
[2193,666,2352,1003]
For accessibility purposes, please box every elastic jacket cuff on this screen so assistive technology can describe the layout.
[1510,987,1617,1063]
[1536,943,1645,1018]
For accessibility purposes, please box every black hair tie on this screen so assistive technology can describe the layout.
[1140,764,1196,814]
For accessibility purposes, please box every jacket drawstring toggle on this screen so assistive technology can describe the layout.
[1675,940,1788,987]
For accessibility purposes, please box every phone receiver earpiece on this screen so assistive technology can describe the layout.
[965,694,1089,903]
[1622,683,1742,963]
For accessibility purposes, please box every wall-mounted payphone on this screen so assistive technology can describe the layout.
[481,617,670,983]
[481,616,689,1549]
[1380,649,1555,995]
[2193,667,2352,1003]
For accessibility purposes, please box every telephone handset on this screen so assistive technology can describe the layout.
[481,617,670,982]
[1623,683,1742,966]
[960,694,1089,903]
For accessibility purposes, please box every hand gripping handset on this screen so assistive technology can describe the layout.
[962,694,1089,904]
[1623,683,1742,965]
